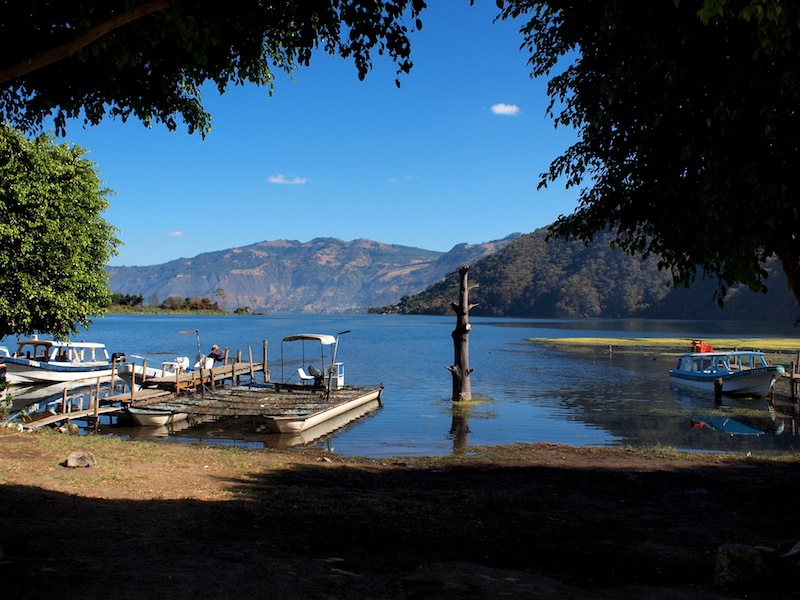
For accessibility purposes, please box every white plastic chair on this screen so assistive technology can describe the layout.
[297,367,315,384]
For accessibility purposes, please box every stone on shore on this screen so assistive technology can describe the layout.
[64,450,97,468]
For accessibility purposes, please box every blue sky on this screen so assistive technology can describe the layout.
[60,2,579,267]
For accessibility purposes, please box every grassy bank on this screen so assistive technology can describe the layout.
[2,427,798,502]
[527,336,800,358]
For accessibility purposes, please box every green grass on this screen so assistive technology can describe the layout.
[528,336,800,354]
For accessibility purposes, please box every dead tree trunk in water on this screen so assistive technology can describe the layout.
[447,265,475,401]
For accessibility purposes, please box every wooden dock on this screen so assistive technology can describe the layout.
[134,361,266,393]
[11,343,273,431]
[20,389,172,430]
[126,383,384,434]
[780,353,800,399]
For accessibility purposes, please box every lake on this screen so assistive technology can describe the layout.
[4,313,800,457]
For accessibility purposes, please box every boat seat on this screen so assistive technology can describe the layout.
[297,367,316,384]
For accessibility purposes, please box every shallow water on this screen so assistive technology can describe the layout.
[3,314,800,458]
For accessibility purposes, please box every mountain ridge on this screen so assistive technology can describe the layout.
[390,228,799,321]
[108,229,798,320]
[107,235,520,313]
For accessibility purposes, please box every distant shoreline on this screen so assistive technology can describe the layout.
[103,307,266,316]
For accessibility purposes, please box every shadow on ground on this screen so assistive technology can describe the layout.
[2,453,798,599]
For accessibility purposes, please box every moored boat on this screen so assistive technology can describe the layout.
[669,345,784,398]
[261,398,381,449]
[2,338,124,385]
[263,385,383,433]
[119,357,190,384]
[127,404,190,427]
[261,330,382,432]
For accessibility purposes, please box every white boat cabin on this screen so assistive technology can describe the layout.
[674,351,770,375]
[12,339,110,365]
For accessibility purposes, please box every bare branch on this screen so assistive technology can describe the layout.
[0,0,172,85]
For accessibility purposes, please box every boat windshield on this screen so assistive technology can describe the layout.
[15,341,52,361]
[731,353,767,370]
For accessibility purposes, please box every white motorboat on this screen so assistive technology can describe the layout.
[669,345,784,398]
[2,338,124,385]
[120,357,190,383]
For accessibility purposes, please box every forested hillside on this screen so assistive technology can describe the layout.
[386,229,798,321]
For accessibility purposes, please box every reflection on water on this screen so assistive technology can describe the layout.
[3,314,800,457]
[448,401,472,455]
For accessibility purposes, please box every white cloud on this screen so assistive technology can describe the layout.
[268,174,308,185]
[164,231,185,237]
[491,103,520,116]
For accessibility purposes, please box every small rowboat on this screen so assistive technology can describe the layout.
[127,405,189,427]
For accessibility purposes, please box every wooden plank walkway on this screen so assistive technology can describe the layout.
[137,361,265,393]
[125,384,382,420]
[778,352,800,399]
[23,406,123,430]
[782,371,800,398]
[21,389,173,430]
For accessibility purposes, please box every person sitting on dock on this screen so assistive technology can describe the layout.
[208,344,227,362]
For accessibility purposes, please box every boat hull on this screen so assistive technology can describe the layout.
[264,387,383,433]
[128,406,189,427]
[262,399,381,449]
[3,359,115,385]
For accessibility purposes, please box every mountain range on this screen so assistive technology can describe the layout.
[107,235,519,313]
[107,228,799,321]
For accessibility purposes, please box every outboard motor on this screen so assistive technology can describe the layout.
[308,364,324,385]
[111,352,126,363]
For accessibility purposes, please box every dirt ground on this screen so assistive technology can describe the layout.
[1,431,799,599]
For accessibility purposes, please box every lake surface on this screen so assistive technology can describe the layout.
[4,314,800,458]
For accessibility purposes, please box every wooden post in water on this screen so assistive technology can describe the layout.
[446,265,475,401]
[263,340,270,382]
[248,345,254,383]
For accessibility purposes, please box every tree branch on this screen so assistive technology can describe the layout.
[0,0,172,85]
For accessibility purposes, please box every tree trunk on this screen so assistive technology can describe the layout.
[447,265,475,401]
[775,246,800,319]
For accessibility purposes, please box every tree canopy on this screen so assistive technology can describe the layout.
[499,0,800,310]
[0,125,119,340]
[0,0,426,137]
